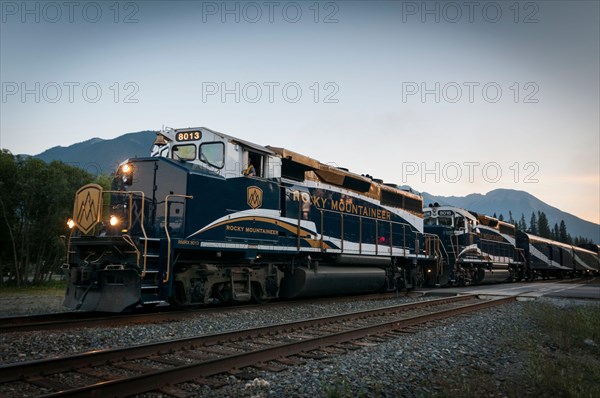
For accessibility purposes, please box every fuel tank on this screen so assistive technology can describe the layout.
[279,266,387,298]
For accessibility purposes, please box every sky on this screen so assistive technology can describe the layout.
[1,1,599,224]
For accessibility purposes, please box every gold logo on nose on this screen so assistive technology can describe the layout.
[247,186,263,209]
[73,184,103,234]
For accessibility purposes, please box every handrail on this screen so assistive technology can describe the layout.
[515,247,526,263]
[103,190,148,276]
[479,238,522,264]
[320,210,324,251]
[163,194,193,283]
[64,228,75,267]
[423,232,450,277]
[296,199,302,251]
[306,205,423,257]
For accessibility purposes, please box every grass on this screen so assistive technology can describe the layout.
[0,280,67,296]
[524,302,600,398]
[430,301,600,398]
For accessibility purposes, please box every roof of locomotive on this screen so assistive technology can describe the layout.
[572,245,599,256]
[157,126,423,215]
[423,205,478,222]
[161,126,275,155]
[267,145,423,213]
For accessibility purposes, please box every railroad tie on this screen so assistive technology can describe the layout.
[227,369,261,380]
[148,356,190,366]
[273,357,306,366]
[295,351,327,360]
[26,376,71,391]
[253,362,287,372]
[157,384,194,398]
[192,377,228,388]
[112,361,159,373]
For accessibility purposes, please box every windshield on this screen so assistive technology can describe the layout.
[199,142,225,168]
[438,217,453,226]
[172,144,196,161]
[425,218,437,226]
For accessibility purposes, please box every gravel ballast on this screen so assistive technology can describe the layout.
[0,295,432,365]
[1,294,598,397]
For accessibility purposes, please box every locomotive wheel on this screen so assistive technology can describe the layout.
[474,268,485,284]
[169,281,187,310]
[251,282,270,304]
[436,272,450,287]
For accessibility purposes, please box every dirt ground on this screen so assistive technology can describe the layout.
[0,293,66,316]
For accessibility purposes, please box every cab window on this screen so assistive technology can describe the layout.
[455,217,465,229]
[438,217,453,227]
[172,144,196,161]
[199,142,225,168]
[425,218,437,226]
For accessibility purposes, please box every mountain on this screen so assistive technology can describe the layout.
[35,131,157,175]
[422,189,599,244]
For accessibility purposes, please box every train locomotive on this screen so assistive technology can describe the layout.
[424,204,600,284]
[63,127,445,312]
[62,127,599,312]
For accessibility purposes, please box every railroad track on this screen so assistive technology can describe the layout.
[0,291,416,334]
[2,278,592,334]
[0,294,515,397]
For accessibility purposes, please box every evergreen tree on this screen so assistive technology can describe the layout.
[518,214,527,231]
[552,223,560,240]
[538,211,551,238]
[559,221,569,243]
[493,212,497,218]
[498,213,505,221]
[508,211,514,224]
[574,236,594,245]
[529,212,538,234]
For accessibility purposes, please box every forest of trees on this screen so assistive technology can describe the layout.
[492,210,594,246]
[0,150,110,287]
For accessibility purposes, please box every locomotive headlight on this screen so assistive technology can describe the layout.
[67,219,75,229]
[109,215,120,226]
[121,163,133,185]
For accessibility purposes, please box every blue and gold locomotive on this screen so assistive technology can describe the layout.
[423,205,526,285]
[424,204,599,284]
[63,127,598,311]
[63,127,444,311]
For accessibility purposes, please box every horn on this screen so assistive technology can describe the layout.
[154,133,168,146]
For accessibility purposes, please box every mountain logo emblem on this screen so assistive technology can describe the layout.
[247,186,263,209]
[73,184,103,234]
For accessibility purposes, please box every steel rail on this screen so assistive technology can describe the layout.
[0,291,417,334]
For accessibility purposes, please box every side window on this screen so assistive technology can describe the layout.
[245,152,263,177]
[199,142,225,169]
[172,144,196,161]
[455,217,465,229]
